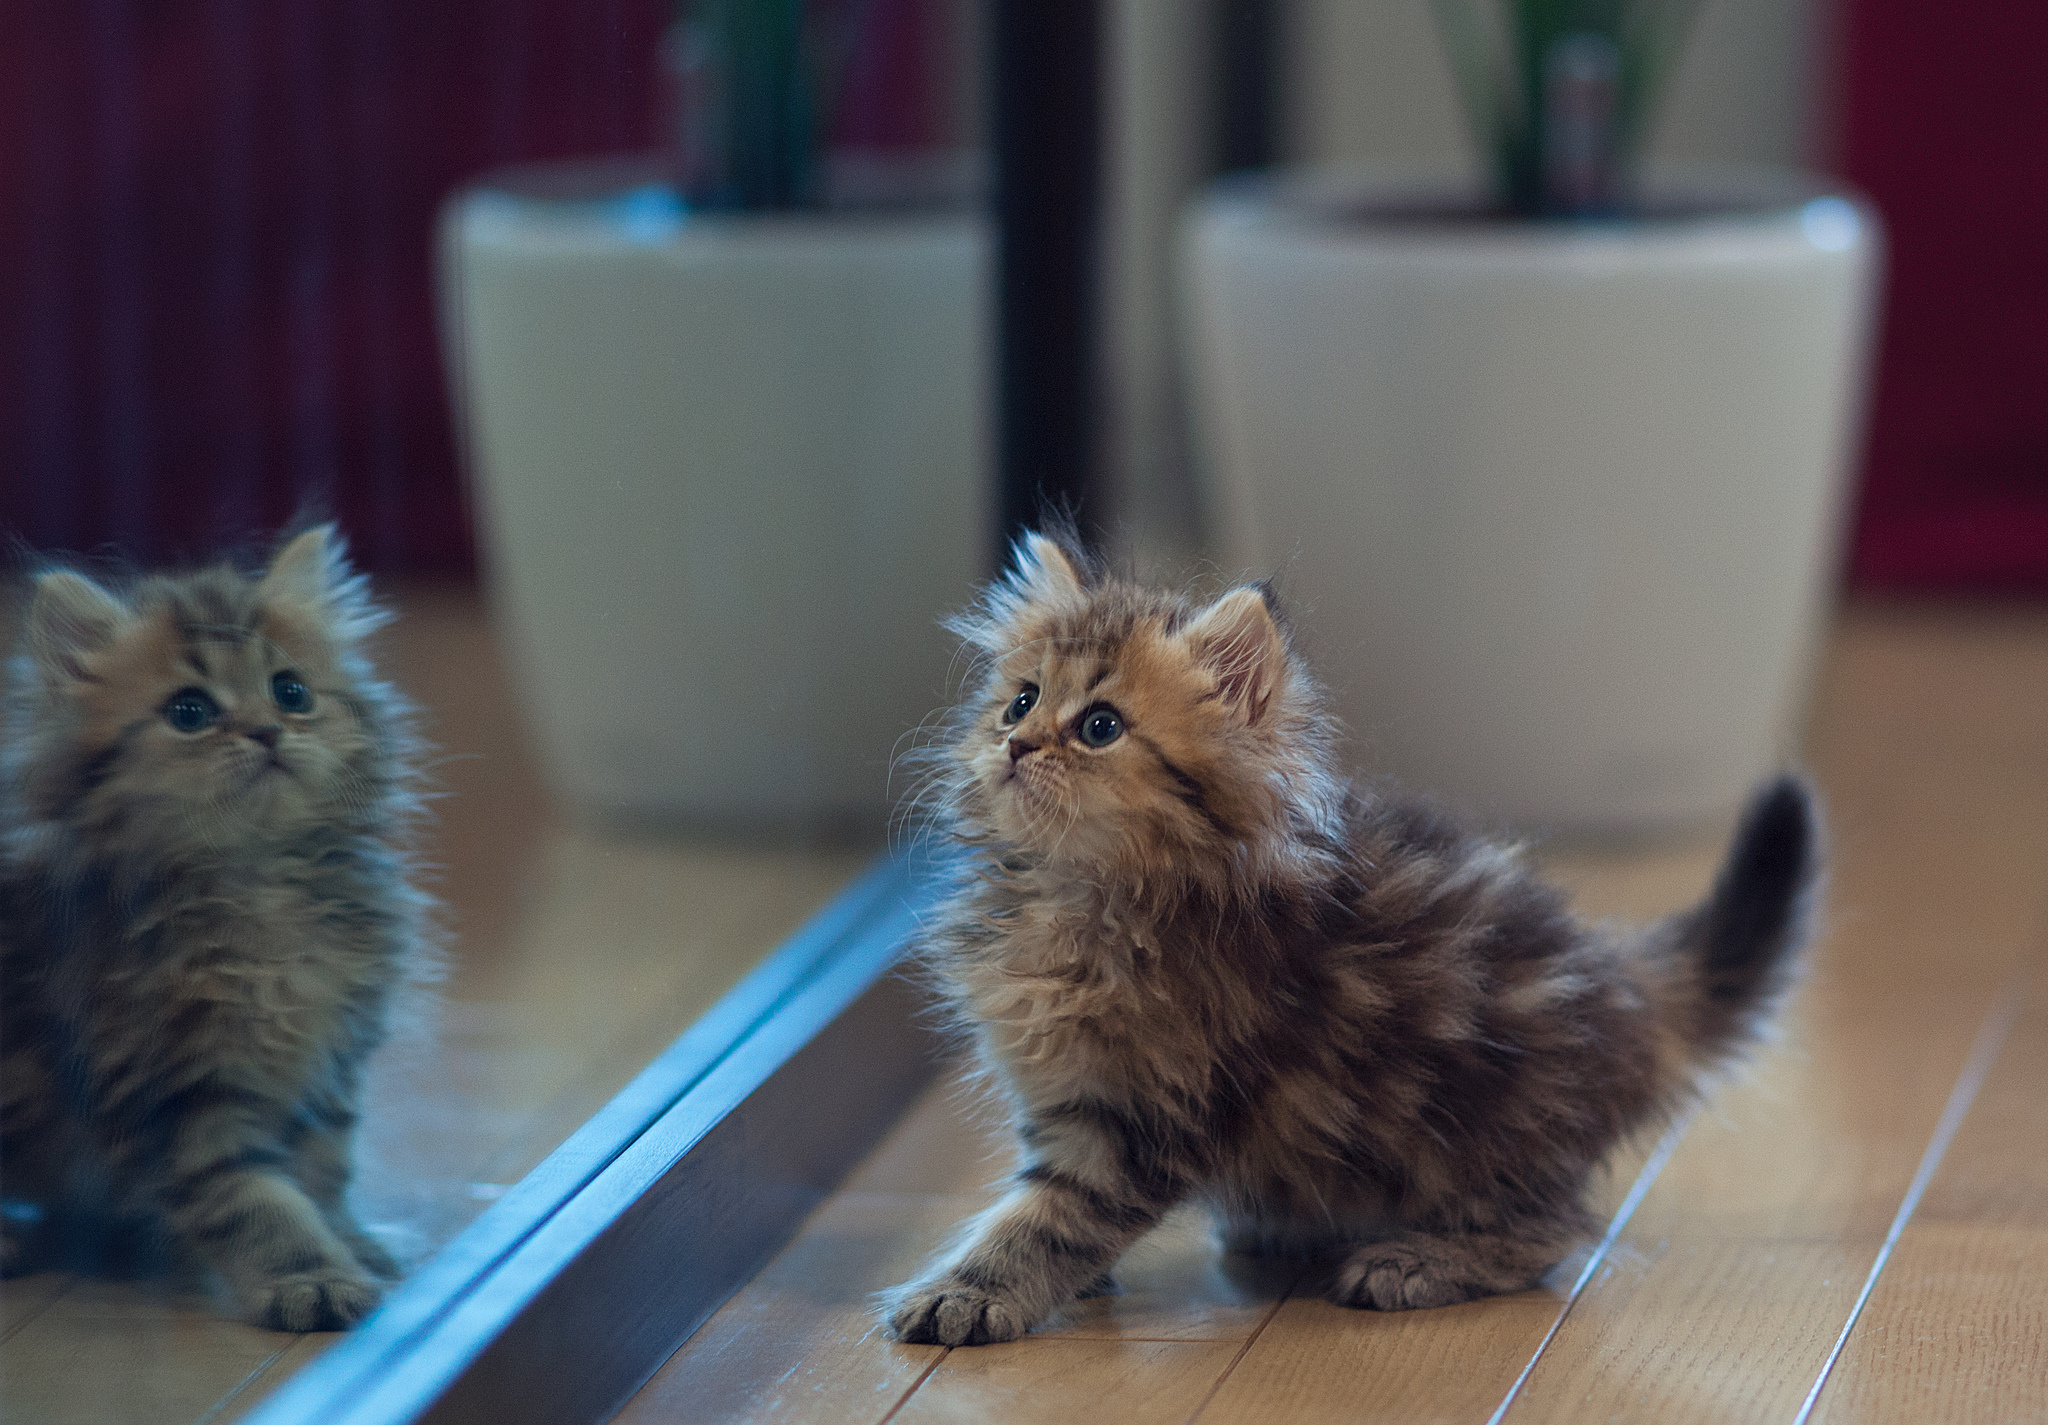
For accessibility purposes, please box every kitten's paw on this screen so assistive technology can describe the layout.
[886,1280,1031,1346]
[1331,1241,1486,1312]
[245,1268,384,1332]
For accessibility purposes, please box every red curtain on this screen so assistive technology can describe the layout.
[12,4,2040,590]
[0,0,950,576]
[1839,0,2048,592]
[0,1,668,576]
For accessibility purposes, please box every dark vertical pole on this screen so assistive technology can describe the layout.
[1213,0,1282,175]
[992,0,1101,559]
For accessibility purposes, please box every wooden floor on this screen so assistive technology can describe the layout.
[0,585,869,1424]
[621,597,2048,1425]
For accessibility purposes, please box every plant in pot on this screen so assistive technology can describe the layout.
[1180,0,1881,834]
[443,0,989,834]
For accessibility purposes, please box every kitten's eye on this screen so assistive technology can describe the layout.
[1079,706,1123,748]
[162,688,220,734]
[1002,684,1039,725]
[271,671,314,714]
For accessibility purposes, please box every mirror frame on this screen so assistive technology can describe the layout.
[241,852,944,1425]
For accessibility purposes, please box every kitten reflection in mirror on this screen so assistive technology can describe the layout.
[885,526,1820,1346]
[0,527,434,1331]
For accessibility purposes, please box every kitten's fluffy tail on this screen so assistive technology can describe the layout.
[1655,774,1823,1066]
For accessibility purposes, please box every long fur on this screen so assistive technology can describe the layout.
[0,527,436,1331]
[884,528,1821,1345]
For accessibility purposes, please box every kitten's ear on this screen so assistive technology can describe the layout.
[950,528,1092,653]
[29,571,130,684]
[1009,531,1086,606]
[258,525,386,641]
[259,526,342,610]
[1184,586,1288,727]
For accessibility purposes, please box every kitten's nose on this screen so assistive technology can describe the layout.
[1007,735,1040,763]
[245,725,281,749]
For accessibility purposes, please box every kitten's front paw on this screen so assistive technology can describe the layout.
[1331,1241,1484,1312]
[245,1268,384,1332]
[886,1280,1031,1346]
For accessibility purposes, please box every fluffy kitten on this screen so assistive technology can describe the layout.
[886,530,1819,1346]
[0,527,434,1331]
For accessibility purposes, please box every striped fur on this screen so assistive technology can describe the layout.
[885,530,1821,1345]
[0,528,435,1331]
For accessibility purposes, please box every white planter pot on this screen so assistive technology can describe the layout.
[443,165,990,831]
[1182,167,1882,834]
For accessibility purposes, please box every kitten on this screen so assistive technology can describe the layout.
[885,529,1819,1346]
[0,527,435,1331]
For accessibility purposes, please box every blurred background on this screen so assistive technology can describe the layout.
[2,1,2040,590]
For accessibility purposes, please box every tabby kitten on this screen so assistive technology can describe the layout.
[886,529,1819,1346]
[0,527,433,1331]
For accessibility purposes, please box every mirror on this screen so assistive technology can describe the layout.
[0,2,986,1420]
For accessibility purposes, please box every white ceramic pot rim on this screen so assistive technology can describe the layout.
[1180,159,1881,833]
[1201,162,1872,260]
[461,152,980,238]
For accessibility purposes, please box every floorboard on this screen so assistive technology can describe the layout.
[620,600,2048,1425]
[1497,604,2048,1424]
[1808,960,2048,1425]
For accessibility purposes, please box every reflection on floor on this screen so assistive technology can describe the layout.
[621,598,2048,1425]
[0,584,871,1425]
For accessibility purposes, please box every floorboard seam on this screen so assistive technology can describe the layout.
[1791,962,2032,1425]
[875,1347,949,1425]
[1483,1113,1693,1425]
[188,1340,301,1425]
[0,1276,78,1346]
[1044,1335,1254,1343]
[1179,1266,1305,1425]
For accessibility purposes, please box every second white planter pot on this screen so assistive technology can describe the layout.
[446,165,991,832]
[1182,167,1882,835]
